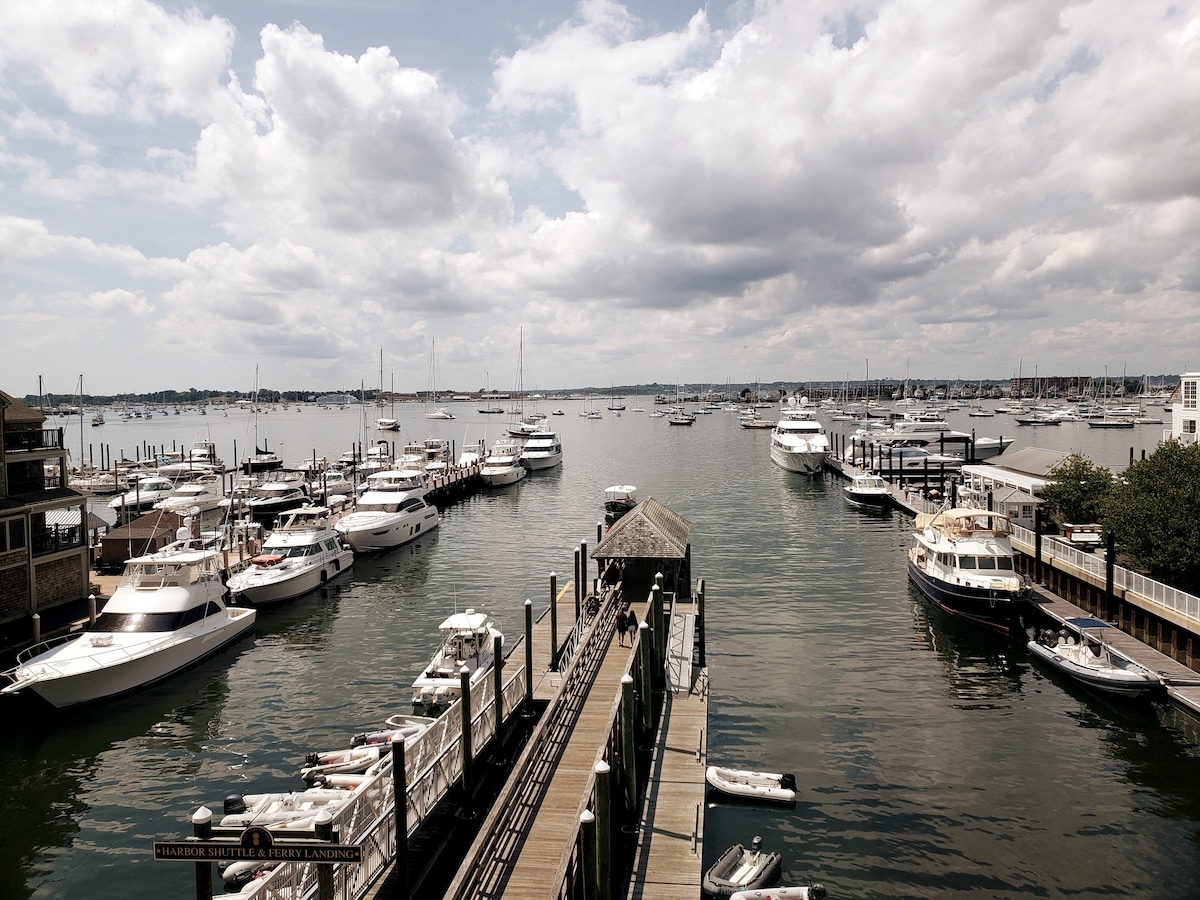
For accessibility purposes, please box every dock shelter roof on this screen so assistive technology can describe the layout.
[592,497,691,561]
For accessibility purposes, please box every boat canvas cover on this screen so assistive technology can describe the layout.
[439,611,491,632]
[915,508,1012,535]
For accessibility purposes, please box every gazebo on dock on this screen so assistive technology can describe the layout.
[591,496,692,599]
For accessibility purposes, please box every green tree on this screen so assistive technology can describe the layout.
[1102,441,1200,594]
[1041,453,1114,524]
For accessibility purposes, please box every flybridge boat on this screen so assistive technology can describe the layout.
[335,469,439,551]
[769,401,830,474]
[519,430,563,470]
[907,507,1032,636]
[240,471,310,526]
[1028,618,1160,697]
[1,541,256,709]
[480,438,527,486]
[108,474,178,520]
[153,473,225,514]
[412,608,503,714]
[854,419,1012,459]
[226,506,353,606]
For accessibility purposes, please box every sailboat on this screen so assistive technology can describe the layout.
[376,349,400,430]
[424,339,455,420]
[607,384,625,411]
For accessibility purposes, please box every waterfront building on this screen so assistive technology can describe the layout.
[1170,372,1198,446]
[0,390,91,647]
[958,446,1072,529]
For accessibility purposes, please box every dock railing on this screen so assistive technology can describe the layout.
[1011,524,1200,628]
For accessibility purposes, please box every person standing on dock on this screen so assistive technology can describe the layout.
[616,609,629,646]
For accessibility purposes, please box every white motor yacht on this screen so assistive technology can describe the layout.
[1,541,256,708]
[226,507,354,606]
[240,470,310,524]
[480,438,527,486]
[769,402,830,474]
[412,608,503,715]
[154,473,226,514]
[108,474,178,520]
[334,469,439,551]
[519,430,563,470]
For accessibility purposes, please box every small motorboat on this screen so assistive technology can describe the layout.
[731,886,827,900]
[706,766,797,804]
[412,608,503,715]
[219,860,277,890]
[703,836,783,898]
[843,472,891,507]
[1027,618,1161,697]
[603,484,637,523]
[218,774,375,831]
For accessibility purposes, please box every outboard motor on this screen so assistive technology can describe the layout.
[350,733,368,748]
[223,794,247,815]
[305,751,321,766]
[809,885,828,900]
[780,773,797,791]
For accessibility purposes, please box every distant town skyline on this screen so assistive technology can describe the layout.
[2,1,1196,395]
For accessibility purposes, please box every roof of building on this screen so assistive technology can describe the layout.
[981,446,1074,478]
[0,390,45,424]
[592,496,691,560]
[100,511,186,541]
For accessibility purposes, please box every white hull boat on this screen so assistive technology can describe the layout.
[226,506,354,606]
[335,470,440,552]
[706,766,797,803]
[843,473,891,507]
[1,541,256,708]
[730,888,827,900]
[412,608,503,714]
[217,777,374,831]
[1028,618,1160,697]
[519,430,563,471]
[480,438,527,486]
[769,408,830,475]
[154,473,225,514]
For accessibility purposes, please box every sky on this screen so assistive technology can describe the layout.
[1,0,1197,397]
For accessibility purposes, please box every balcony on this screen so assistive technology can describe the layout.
[31,523,84,557]
[4,427,64,454]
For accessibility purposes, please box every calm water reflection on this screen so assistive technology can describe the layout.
[5,402,1199,898]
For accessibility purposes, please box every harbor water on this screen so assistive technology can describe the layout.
[5,401,1200,899]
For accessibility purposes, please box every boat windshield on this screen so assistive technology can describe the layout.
[957,555,1014,570]
[91,601,221,633]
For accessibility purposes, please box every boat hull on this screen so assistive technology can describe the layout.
[1026,640,1159,697]
[336,507,439,552]
[769,447,827,475]
[843,487,890,506]
[907,558,1027,636]
[229,551,353,606]
[11,610,256,709]
[481,464,526,486]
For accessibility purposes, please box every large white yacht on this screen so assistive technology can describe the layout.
[108,474,179,520]
[769,400,830,474]
[334,469,439,551]
[1,541,256,708]
[153,473,226,514]
[227,507,354,606]
[480,438,527,487]
[519,430,563,471]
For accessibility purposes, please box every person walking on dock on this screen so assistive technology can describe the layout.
[616,609,628,646]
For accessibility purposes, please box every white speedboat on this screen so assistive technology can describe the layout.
[1028,618,1160,697]
[480,438,527,487]
[1,541,256,708]
[769,405,830,474]
[702,836,783,898]
[154,473,225,514]
[843,473,891,507]
[519,430,563,471]
[705,766,797,804]
[226,507,353,606]
[908,507,1032,636]
[334,470,439,552]
[412,608,503,715]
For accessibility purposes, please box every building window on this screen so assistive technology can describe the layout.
[1184,419,1197,435]
[7,519,26,551]
[1185,380,1197,410]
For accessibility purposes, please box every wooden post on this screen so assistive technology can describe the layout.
[391,741,409,899]
[315,810,334,900]
[696,578,706,668]
[594,761,612,900]
[550,571,559,671]
[192,807,213,900]
[597,521,604,543]
[638,621,652,735]
[524,598,534,709]
[574,547,582,619]
[460,665,474,804]
[651,583,664,690]
[579,810,597,900]
[1034,507,1044,583]
[621,674,637,810]
[493,634,504,734]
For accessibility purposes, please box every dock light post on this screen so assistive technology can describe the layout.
[88,594,96,626]
[580,540,588,614]
[579,809,598,900]
[594,761,612,900]
[315,810,334,900]
[638,621,652,735]
[550,572,559,671]
[574,548,582,618]
[192,806,213,900]
[651,582,665,691]
[391,741,409,899]
[460,665,474,807]
[697,579,706,668]
[524,599,534,711]
[493,634,504,737]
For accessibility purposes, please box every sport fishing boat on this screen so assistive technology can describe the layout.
[226,506,353,606]
[334,469,440,552]
[1027,618,1160,697]
[1,541,256,708]
[412,608,503,715]
[907,507,1032,636]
